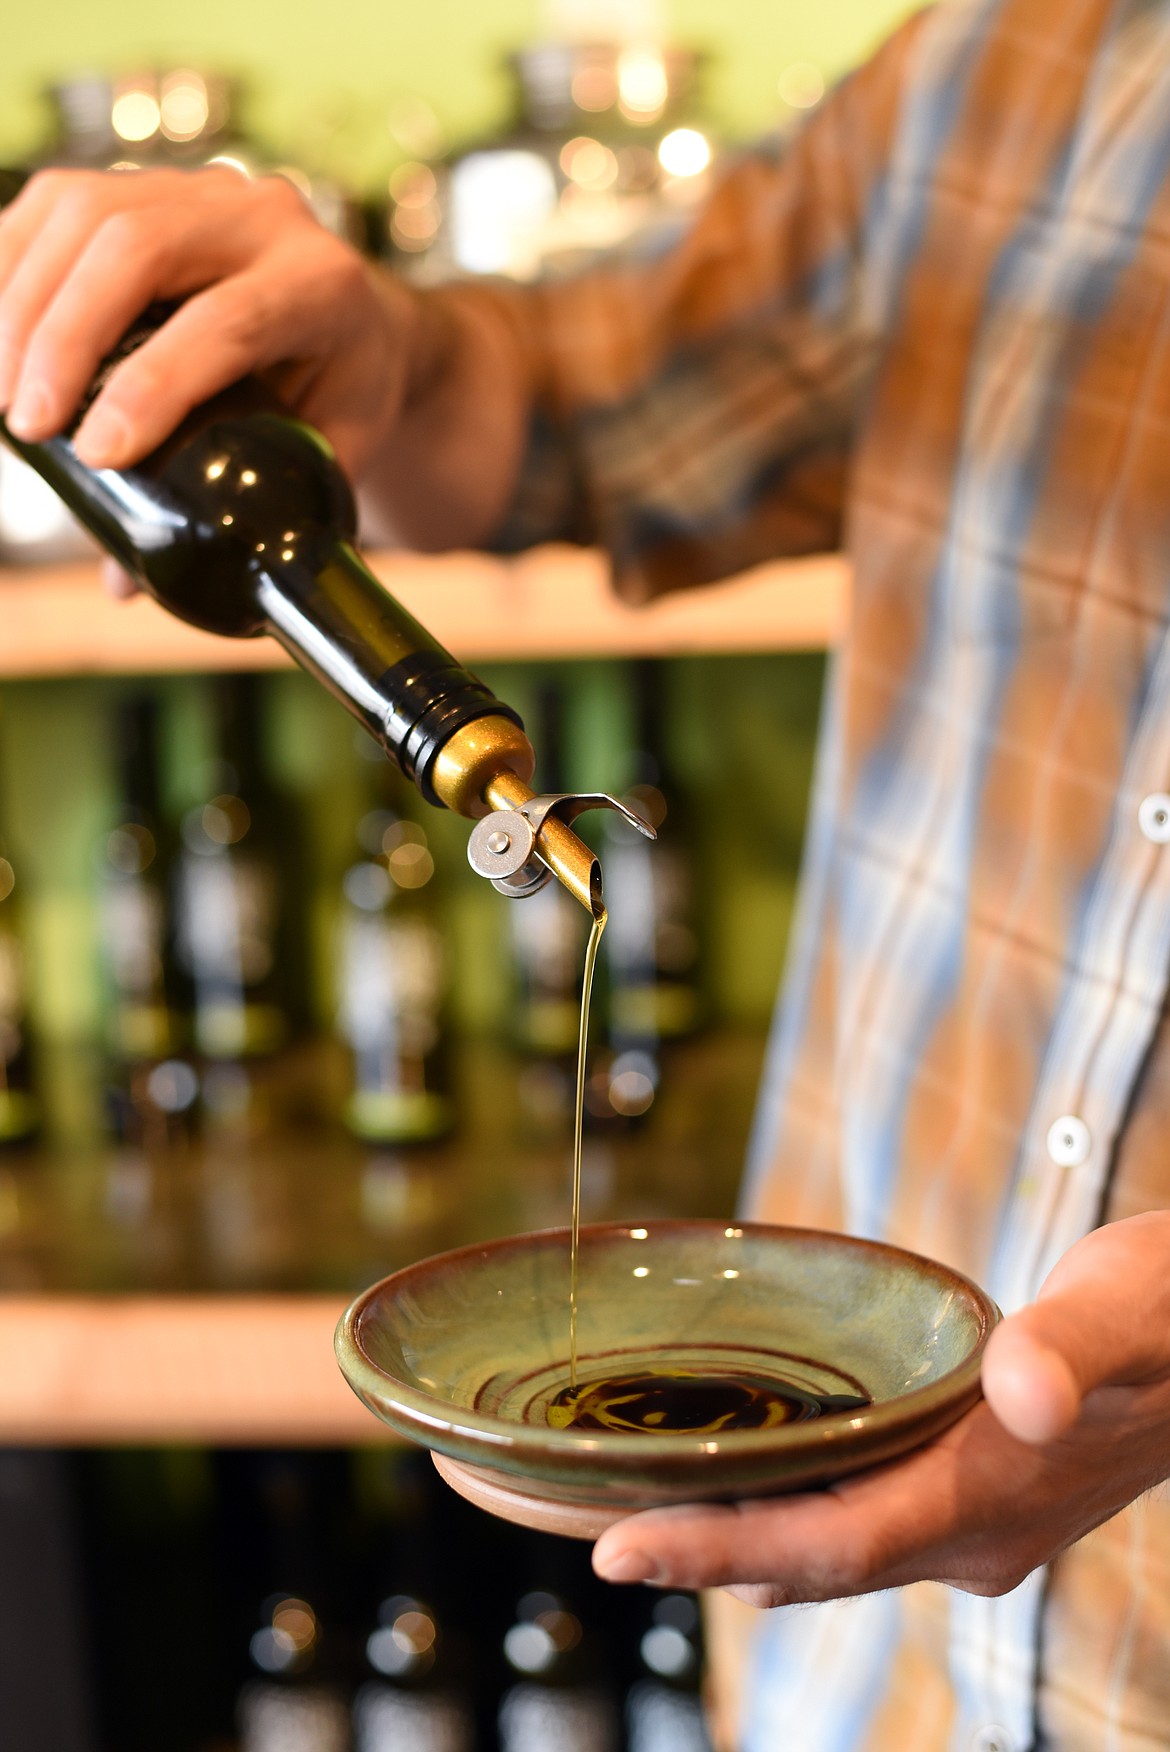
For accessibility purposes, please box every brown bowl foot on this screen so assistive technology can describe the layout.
[432,1453,636,1540]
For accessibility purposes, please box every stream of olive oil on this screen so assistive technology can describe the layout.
[568,907,606,1391]
[557,909,872,1436]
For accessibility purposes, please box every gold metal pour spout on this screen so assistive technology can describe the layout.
[429,714,654,915]
[483,771,604,917]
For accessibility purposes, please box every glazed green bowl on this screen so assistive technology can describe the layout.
[336,1221,998,1538]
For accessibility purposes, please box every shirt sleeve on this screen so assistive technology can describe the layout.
[461,12,926,602]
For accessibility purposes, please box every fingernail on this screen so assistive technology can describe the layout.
[7,380,55,437]
[594,1548,663,1584]
[75,407,132,469]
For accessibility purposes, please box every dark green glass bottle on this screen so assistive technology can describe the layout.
[0,308,532,807]
[97,695,195,1147]
[176,674,302,1135]
[337,750,455,1145]
[604,662,700,1050]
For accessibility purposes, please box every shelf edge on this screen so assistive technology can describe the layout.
[0,1294,397,1444]
[0,546,849,676]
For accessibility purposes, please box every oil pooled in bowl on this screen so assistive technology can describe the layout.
[546,1367,870,1435]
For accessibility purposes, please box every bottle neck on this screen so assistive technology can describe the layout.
[252,535,526,808]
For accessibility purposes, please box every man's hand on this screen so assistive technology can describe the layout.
[0,167,527,549]
[0,166,409,475]
[592,1212,1170,1605]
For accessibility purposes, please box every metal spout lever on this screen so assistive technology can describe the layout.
[467,791,656,910]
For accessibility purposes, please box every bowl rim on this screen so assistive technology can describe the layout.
[335,1220,1001,1465]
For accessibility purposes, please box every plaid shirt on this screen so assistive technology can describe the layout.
[481,0,1170,1744]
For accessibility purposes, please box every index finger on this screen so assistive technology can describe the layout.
[71,261,310,468]
[590,1404,1049,1601]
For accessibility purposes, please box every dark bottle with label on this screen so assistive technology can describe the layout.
[97,695,197,1146]
[509,683,589,1130]
[596,661,700,1123]
[0,836,39,1147]
[337,747,455,1144]
[354,1593,474,1752]
[625,1593,712,1752]
[175,675,293,1133]
[348,1448,489,1751]
[223,1451,354,1752]
[498,1588,618,1752]
[237,1592,350,1752]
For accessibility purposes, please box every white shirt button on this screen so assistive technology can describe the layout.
[1139,793,1170,842]
[972,1730,1015,1752]
[1046,1114,1091,1167]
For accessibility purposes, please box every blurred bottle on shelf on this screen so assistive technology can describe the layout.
[509,682,589,1133]
[175,675,292,1135]
[238,1593,350,1752]
[337,743,455,1145]
[354,1593,475,1752]
[227,1451,354,1752]
[97,694,196,1148]
[498,1588,618,1752]
[590,660,700,1126]
[604,661,701,1039]
[625,1593,712,1752]
[0,823,39,1148]
[382,0,713,282]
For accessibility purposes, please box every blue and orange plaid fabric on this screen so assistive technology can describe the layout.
[478,0,1170,1744]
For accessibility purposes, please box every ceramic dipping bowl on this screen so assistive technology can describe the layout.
[335,1220,999,1538]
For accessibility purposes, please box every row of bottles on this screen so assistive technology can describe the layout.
[241,1589,710,1752]
[65,1446,712,1752]
[0,661,701,1153]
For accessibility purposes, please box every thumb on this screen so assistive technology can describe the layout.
[982,1212,1170,1445]
[981,1315,1081,1445]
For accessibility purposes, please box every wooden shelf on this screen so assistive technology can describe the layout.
[0,546,848,676]
[0,1295,390,1444]
[0,1032,766,1443]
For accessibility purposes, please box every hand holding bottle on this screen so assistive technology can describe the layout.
[0,167,527,548]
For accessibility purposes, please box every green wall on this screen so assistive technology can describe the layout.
[0,0,919,188]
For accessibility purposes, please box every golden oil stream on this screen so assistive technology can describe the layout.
[569,908,606,1390]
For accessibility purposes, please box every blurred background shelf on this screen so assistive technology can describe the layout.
[0,547,849,676]
[0,1294,380,1444]
[0,1031,767,1440]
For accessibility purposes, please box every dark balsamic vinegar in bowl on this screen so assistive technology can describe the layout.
[547,1368,870,1435]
